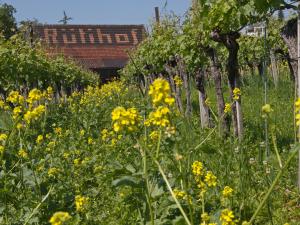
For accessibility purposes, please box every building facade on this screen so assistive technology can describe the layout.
[33,24,146,82]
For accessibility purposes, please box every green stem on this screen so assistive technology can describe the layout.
[155,160,192,225]
[194,127,217,150]
[155,130,162,159]
[23,187,52,225]
[271,133,282,168]
[142,146,154,225]
[249,146,299,224]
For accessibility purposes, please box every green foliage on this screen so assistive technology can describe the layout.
[0,35,98,93]
[0,3,17,40]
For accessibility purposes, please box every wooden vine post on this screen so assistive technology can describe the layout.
[297,2,300,191]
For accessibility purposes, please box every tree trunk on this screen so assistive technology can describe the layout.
[270,50,279,87]
[274,48,296,82]
[177,57,192,117]
[281,18,297,86]
[195,68,211,128]
[211,30,243,140]
[164,65,184,113]
[205,47,230,136]
[257,62,264,78]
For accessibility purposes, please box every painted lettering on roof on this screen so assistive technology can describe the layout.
[34,25,145,46]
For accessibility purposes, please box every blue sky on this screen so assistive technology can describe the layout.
[1,0,191,27]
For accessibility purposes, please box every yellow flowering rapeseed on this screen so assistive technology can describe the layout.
[148,78,175,106]
[63,153,70,159]
[233,88,241,101]
[88,137,94,145]
[224,103,231,113]
[17,123,23,130]
[173,189,186,199]
[54,127,62,136]
[24,105,46,124]
[174,75,183,86]
[49,211,71,225]
[222,186,233,198]
[144,106,170,127]
[0,146,4,155]
[262,104,272,114]
[220,209,236,225]
[13,106,22,119]
[74,158,81,166]
[173,188,192,204]
[111,107,141,132]
[262,104,273,118]
[201,212,210,222]
[76,81,124,107]
[0,99,5,109]
[295,98,300,126]
[80,129,85,136]
[205,98,211,106]
[27,88,43,105]
[45,86,53,100]
[18,149,28,159]
[192,161,204,177]
[0,133,7,142]
[204,171,217,187]
[6,91,24,104]
[48,167,60,178]
[36,135,44,144]
[101,129,109,141]
[149,130,159,140]
[75,195,89,212]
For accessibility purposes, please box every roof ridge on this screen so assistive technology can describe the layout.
[34,24,145,27]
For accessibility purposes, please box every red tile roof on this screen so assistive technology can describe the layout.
[33,24,146,69]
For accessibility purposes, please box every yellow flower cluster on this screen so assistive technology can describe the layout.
[201,212,210,222]
[204,171,217,187]
[18,149,28,159]
[0,146,4,155]
[262,104,273,118]
[36,135,44,144]
[220,209,237,225]
[49,212,71,225]
[174,75,183,86]
[200,213,218,225]
[97,80,124,99]
[173,188,186,199]
[233,88,241,101]
[173,188,192,204]
[0,133,7,142]
[6,91,24,104]
[0,133,7,156]
[13,106,22,119]
[192,161,204,176]
[27,88,43,105]
[48,167,61,178]
[24,105,46,124]
[3,88,52,126]
[222,186,234,198]
[148,78,175,106]
[74,81,125,108]
[192,161,218,194]
[75,195,89,212]
[205,98,211,107]
[145,106,170,127]
[111,107,141,132]
[295,98,300,126]
[224,103,231,113]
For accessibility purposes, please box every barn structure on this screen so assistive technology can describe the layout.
[33,24,146,82]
